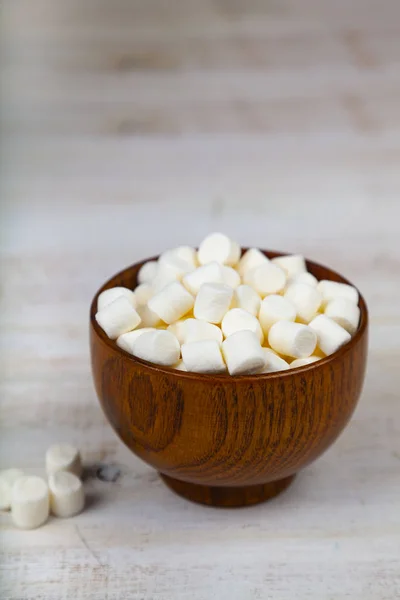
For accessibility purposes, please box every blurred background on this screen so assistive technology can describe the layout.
[1,1,399,596]
[2,0,400,380]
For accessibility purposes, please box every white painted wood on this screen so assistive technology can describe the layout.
[1,0,399,598]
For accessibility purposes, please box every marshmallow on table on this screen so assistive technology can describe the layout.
[182,318,223,345]
[268,321,317,358]
[132,330,180,366]
[182,340,226,374]
[232,284,261,317]
[284,282,323,323]
[48,471,85,518]
[244,263,287,297]
[46,444,82,478]
[238,248,269,276]
[221,266,241,289]
[182,262,223,295]
[194,283,233,324]
[137,260,159,285]
[198,232,240,267]
[222,330,265,375]
[258,294,296,334]
[308,314,351,356]
[117,327,156,353]
[324,297,360,335]
[95,296,141,339]
[221,308,264,344]
[287,272,318,288]
[317,280,359,306]
[136,304,162,328]
[0,469,24,510]
[261,348,290,373]
[11,476,49,529]
[134,283,153,306]
[97,287,137,311]
[290,356,321,369]
[272,254,306,277]
[148,281,194,324]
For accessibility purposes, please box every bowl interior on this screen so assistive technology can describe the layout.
[90,250,368,380]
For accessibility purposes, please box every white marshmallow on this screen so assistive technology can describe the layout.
[198,232,240,266]
[95,296,141,339]
[324,297,361,335]
[290,356,321,369]
[117,328,156,353]
[137,260,158,284]
[317,280,359,306]
[258,294,296,334]
[173,360,187,371]
[288,272,318,288]
[148,281,194,325]
[164,246,197,267]
[221,308,264,344]
[151,269,180,293]
[0,469,24,510]
[232,284,261,316]
[244,263,286,297]
[268,321,317,358]
[272,254,306,277]
[284,282,323,323]
[261,348,290,373]
[134,283,153,306]
[158,250,195,280]
[194,283,233,324]
[222,330,265,375]
[136,304,162,328]
[48,471,85,518]
[97,287,137,311]
[238,248,269,276]
[221,266,241,289]
[11,476,49,529]
[182,262,223,295]
[132,330,180,366]
[182,340,227,374]
[182,318,223,345]
[308,314,351,356]
[46,444,82,478]
[152,254,194,292]
[167,320,188,344]
[0,468,24,486]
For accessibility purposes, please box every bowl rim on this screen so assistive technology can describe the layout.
[90,249,368,381]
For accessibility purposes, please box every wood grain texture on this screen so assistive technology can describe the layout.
[90,253,368,507]
[1,0,400,597]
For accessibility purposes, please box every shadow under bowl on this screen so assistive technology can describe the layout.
[90,251,368,507]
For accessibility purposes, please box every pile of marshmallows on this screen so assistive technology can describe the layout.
[0,444,84,529]
[95,233,360,375]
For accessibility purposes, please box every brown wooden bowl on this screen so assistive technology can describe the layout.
[90,251,368,508]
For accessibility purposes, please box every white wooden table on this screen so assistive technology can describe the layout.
[1,1,399,598]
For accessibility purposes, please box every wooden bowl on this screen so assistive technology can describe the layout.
[90,251,368,507]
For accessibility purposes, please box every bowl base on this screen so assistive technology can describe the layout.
[160,474,295,508]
